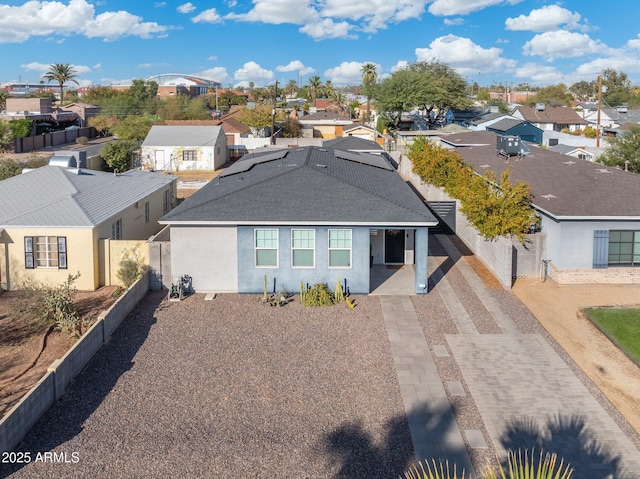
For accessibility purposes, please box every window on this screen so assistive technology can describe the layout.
[145,201,150,223]
[608,230,640,266]
[182,150,197,162]
[291,229,315,267]
[24,236,67,269]
[255,229,278,267]
[328,229,352,268]
[163,190,170,213]
[112,219,122,240]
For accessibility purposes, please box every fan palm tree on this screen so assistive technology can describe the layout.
[308,75,321,105]
[285,79,298,99]
[43,63,78,104]
[361,62,378,121]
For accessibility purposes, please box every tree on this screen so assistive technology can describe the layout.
[84,85,122,105]
[100,139,137,172]
[361,63,378,122]
[156,95,211,121]
[285,79,298,98]
[308,75,322,104]
[8,119,33,138]
[602,69,633,106]
[281,116,302,138]
[524,84,573,107]
[598,125,640,173]
[569,80,597,102]
[235,106,273,136]
[0,89,8,111]
[43,63,78,104]
[88,114,119,137]
[112,115,154,142]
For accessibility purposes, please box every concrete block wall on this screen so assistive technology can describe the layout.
[0,275,149,454]
[550,264,640,285]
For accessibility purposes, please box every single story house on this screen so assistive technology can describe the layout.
[438,131,640,284]
[0,166,177,290]
[486,118,543,144]
[548,144,597,162]
[140,125,228,172]
[159,147,437,294]
[298,112,354,139]
[511,104,587,132]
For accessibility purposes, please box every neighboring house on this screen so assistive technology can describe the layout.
[486,118,543,144]
[62,103,100,127]
[342,123,380,144]
[438,130,640,284]
[548,144,597,162]
[0,166,177,291]
[466,111,513,131]
[322,136,384,154]
[511,104,587,132]
[298,111,353,139]
[159,147,437,294]
[217,117,252,160]
[140,125,228,172]
[2,98,79,133]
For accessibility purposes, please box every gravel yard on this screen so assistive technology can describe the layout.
[5,292,413,478]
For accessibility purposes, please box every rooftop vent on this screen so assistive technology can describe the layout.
[535,103,545,111]
[541,194,556,200]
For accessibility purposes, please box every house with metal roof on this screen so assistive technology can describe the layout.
[438,130,640,284]
[159,147,437,294]
[140,125,228,172]
[0,166,177,291]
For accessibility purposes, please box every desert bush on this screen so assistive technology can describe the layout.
[300,283,337,306]
[117,243,145,288]
[76,136,89,145]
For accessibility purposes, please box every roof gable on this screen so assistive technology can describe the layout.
[513,105,587,125]
[142,125,223,147]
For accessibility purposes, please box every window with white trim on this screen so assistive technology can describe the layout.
[608,230,640,266]
[291,229,315,267]
[112,218,122,240]
[255,229,278,267]
[328,229,352,268]
[24,236,67,269]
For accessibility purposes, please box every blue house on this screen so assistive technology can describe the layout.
[160,147,437,294]
[486,118,543,144]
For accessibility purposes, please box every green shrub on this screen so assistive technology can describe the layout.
[76,136,89,145]
[584,126,597,139]
[301,283,337,306]
[116,243,145,288]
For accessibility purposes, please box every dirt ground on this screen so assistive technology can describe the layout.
[0,287,118,418]
[512,279,640,434]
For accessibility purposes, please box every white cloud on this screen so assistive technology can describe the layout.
[324,61,381,86]
[444,18,464,26]
[196,67,230,84]
[523,31,607,61]
[505,5,581,32]
[390,60,409,72]
[300,18,354,40]
[276,61,315,76]
[428,0,522,16]
[139,63,153,68]
[415,35,516,75]
[233,61,274,84]
[177,3,196,14]
[192,8,223,23]
[0,0,171,43]
[320,0,428,32]
[226,0,317,25]
[208,55,218,61]
[514,63,563,85]
[20,62,91,75]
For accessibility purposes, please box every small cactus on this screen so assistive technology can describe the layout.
[335,277,344,302]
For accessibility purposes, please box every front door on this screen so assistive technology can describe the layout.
[155,150,165,170]
[384,229,405,264]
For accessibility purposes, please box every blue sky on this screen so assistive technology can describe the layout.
[1,0,639,90]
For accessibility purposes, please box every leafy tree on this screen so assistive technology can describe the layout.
[361,62,378,121]
[217,91,247,112]
[281,116,302,138]
[0,89,8,110]
[8,118,33,138]
[0,122,12,153]
[100,139,137,172]
[112,115,154,142]
[598,125,640,173]
[235,106,274,132]
[99,95,144,119]
[43,63,78,104]
[569,80,597,102]
[602,69,633,106]
[63,89,81,103]
[157,95,211,121]
[84,85,122,105]
[129,79,158,104]
[476,89,491,104]
[524,84,573,107]
[88,114,119,136]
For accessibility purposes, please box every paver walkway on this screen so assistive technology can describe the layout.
[380,233,640,477]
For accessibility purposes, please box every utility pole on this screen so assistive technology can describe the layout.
[596,74,602,148]
[271,80,278,145]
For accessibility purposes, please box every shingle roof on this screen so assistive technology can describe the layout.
[141,125,223,147]
[0,166,176,227]
[322,137,383,151]
[161,147,436,225]
[441,131,640,218]
[486,118,526,132]
[513,106,587,125]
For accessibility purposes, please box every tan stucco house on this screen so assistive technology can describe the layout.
[0,166,177,291]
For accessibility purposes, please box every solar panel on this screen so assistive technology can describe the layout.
[333,150,393,170]
[221,150,289,176]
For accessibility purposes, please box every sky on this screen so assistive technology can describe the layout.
[1,0,640,90]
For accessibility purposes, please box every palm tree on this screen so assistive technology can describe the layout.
[361,63,378,122]
[285,79,298,99]
[308,75,321,105]
[323,80,334,99]
[43,63,78,104]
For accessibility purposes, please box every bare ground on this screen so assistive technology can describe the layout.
[0,287,118,418]
[512,279,640,434]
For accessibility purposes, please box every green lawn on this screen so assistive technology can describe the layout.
[584,307,640,364]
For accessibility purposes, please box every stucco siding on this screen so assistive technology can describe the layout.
[237,226,370,294]
[170,226,238,292]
